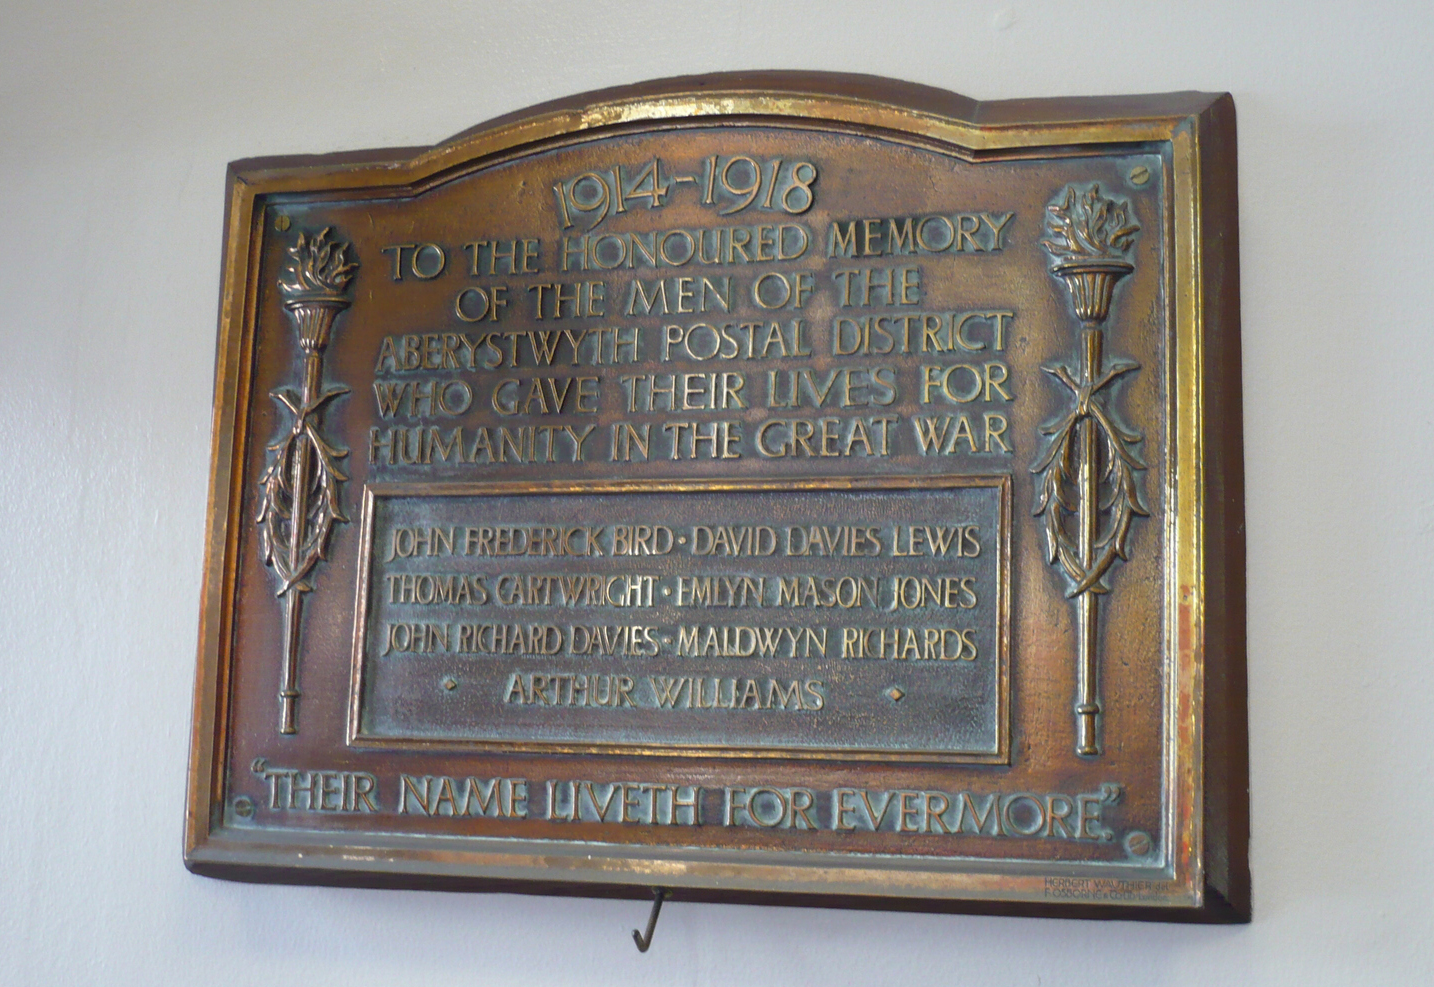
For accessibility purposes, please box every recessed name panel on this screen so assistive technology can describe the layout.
[353,477,1008,759]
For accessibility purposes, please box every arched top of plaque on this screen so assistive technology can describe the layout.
[227,72,1231,187]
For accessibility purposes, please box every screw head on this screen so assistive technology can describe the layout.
[1129,165,1150,186]
[1124,830,1153,857]
[233,796,255,819]
[274,214,291,231]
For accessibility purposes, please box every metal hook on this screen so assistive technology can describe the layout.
[631,888,666,953]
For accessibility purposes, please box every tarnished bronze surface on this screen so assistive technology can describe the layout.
[185,73,1247,921]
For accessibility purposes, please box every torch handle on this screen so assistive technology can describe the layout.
[277,350,324,734]
[1076,591,1101,756]
[1076,327,1104,756]
[279,589,304,734]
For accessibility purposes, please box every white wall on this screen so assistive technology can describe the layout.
[2,1,1430,983]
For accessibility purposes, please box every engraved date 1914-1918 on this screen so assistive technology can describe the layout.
[552,156,818,231]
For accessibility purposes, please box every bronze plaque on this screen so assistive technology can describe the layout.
[186,73,1247,921]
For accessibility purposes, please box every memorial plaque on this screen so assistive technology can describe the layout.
[186,73,1247,921]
